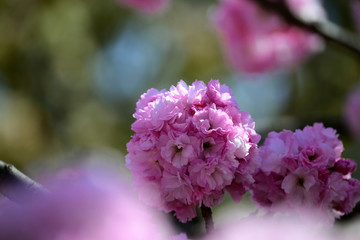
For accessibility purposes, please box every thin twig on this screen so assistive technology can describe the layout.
[201,205,214,234]
[254,0,360,59]
[0,160,47,204]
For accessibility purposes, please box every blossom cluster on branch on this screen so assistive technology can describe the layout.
[251,123,360,219]
[115,0,360,64]
[127,80,360,224]
[212,0,325,73]
[126,80,260,222]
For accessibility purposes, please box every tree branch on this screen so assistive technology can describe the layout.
[254,0,360,59]
[201,205,214,234]
[0,160,47,204]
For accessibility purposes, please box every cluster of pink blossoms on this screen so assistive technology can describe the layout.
[126,80,260,222]
[212,0,325,73]
[251,123,360,218]
[345,84,360,140]
[115,0,169,13]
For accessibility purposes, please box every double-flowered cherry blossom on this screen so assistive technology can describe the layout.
[212,0,324,73]
[251,123,360,219]
[126,80,260,222]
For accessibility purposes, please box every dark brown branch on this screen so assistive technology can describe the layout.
[0,160,47,204]
[201,205,214,234]
[254,0,360,59]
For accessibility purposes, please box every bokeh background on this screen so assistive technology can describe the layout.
[0,0,360,236]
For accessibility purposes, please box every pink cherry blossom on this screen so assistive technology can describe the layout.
[344,84,360,140]
[326,172,360,214]
[251,123,360,220]
[126,80,260,222]
[0,166,184,240]
[160,134,197,168]
[333,158,357,176]
[281,167,320,206]
[189,157,234,191]
[251,170,285,207]
[115,0,169,13]
[212,0,324,73]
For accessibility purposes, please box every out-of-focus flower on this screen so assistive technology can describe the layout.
[212,0,324,73]
[115,0,169,13]
[352,1,360,32]
[287,0,327,22]
[0,166,184,240]
[345,84,360,140]
[205,214,336,240]
[251,123,360,220]
[172,233,190,240]
[126,80,260,222]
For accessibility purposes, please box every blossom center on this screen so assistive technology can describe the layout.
[308,153,318,162]
[296,177,305,188]
[174,145,183,153]
[203,142,212,150]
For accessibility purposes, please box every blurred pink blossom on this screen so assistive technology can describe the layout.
[212,0,324,73]
[126,80,260,222]
[287,0,327,22]
[0,166,185,240]
[205,214,336,240]
[352,1,360,32]
[251,123,360,220]
[345,84,360,139]
[115,0,169,13]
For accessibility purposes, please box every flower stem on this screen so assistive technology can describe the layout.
[0,160,47,203]
[201,205,214,234]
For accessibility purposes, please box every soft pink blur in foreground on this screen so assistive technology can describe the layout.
[345,84,360,140]
[212,0,324,73]
[115,0,169,13]
[0,166,184,240]
[126,80,260,222]
[251,123,360,220]
[206,215,335,240]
